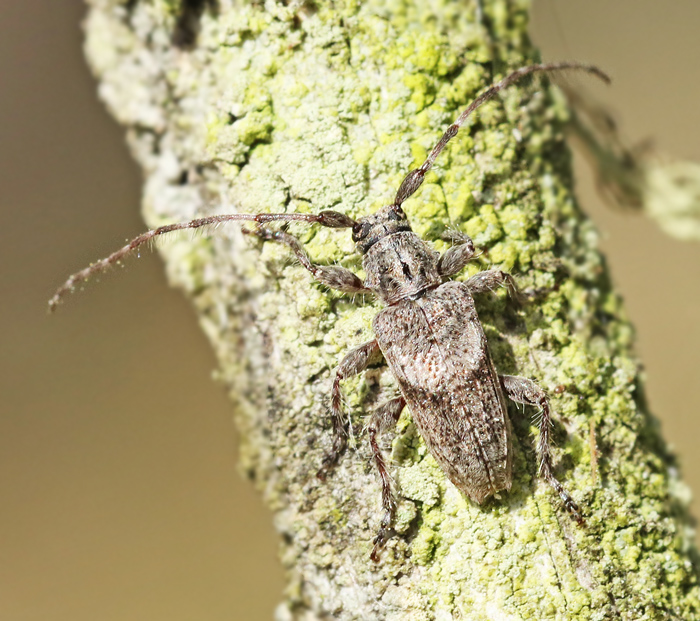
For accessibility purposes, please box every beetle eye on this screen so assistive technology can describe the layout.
[389,205,405,220]
[352,222,370,241]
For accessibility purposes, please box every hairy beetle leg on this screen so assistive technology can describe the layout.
[317,340,381,480]
[500,374,584,524]
[366,396,406,562]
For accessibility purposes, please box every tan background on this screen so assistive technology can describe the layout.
[2,1,699,619]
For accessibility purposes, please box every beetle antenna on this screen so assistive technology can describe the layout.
[393,61,611,206]
[48,210,356,312]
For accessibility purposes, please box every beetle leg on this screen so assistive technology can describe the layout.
[464,269,522,303]
[437,232,475,277]
[366,396,406,562]
[500,375,584,524]
[243,225,371,294]
[317,339,381,479]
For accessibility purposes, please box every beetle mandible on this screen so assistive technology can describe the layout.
[50,62,610,560]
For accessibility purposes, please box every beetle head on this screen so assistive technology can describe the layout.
[352,204,412,253]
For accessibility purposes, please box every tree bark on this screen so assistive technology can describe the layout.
[83,0,700,618]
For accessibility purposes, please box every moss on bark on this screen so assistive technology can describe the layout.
[83,0,700,618]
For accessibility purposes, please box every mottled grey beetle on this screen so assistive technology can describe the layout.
[50,62,610,560]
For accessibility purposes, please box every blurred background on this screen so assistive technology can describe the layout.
[1,1,699,619]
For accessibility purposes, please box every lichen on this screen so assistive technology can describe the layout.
[84,0,700,618]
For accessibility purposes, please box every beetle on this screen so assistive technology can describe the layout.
[50,62,609,559]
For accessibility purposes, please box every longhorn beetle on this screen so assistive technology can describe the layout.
[50,62,610,560]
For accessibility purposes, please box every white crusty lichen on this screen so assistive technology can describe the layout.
[83,0,700,619]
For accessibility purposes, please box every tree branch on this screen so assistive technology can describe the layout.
[82,0,700,618]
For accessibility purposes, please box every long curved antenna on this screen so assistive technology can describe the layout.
[393,61,611,206]
[48,210,355,312]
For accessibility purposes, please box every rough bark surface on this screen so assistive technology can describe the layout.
[82,0,700,619]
